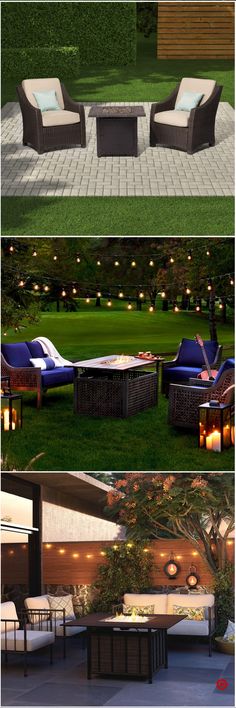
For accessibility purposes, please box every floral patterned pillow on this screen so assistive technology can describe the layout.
[173,605,205,621]
[123,604,154,616]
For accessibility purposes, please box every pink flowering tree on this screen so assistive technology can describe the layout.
[106,474,234,575]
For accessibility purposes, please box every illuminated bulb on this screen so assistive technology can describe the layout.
[100,551,106,556]
[59,549,65,554]
[45,544,52,549]
[3,332,7,336]
[149,306,154,312]
[9,550,14,556]
[86,553,92,558]
[107,299,112,307]
[170,256,174,264]
[34,284,39,291]
[227,540,233,545]
[186,287,191,295]
[114,260,119,267]
[127,302,132,310]
[139,291,144,299]
[32,250,37,257]
[97,291,101,297]
[206,250,210,256]
[174,305,179,312]
[149,259,154,267]
[207,284,212,291]
[86,297,90,303]
[143,548,149,553]
[118,291,124,298]
[230,278,234,286]
[113,545,118,550]
[22,544,27,550]
[187,252,192,261]
[97,260,101,266]
[192,551,198,556]
[72,553,79,558]
[76,256,81,263]
[126,543,133,548]
[72,287,77,295]
[19,280,24,287]
[61,289,66,297]
[196,305,200,312]
[219,302,223,310]
[176,555,182,560]
[160,553,165,557]
[131,260,136,268]
[161,291,166,298]
[44,285,49,292]
[53,255,58,261]
[9,245,14,253]
[207,279,212,291]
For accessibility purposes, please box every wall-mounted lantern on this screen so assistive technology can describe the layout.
[186,565,200,588]
[164,552,180,579]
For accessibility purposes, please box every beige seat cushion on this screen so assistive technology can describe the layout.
[1,629,54,652]
[27,619,86,637]
[154,110,189,127]
[123,593,168,614]
[22,78,64,109]
[167,593,214,614]
[1,602,19,633]
[175,78,216,107]
[167,619,209,636]
[42,110,80,127]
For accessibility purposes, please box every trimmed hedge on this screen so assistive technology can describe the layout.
[2,2,136,66]
[2,47,80,80]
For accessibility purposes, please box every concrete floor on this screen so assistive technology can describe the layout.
[1,636,234,706]
[1,101,234,197]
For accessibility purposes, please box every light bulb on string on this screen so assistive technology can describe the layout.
[127,300,132,310]
[32,249,37,257]
[219,300,223,310]
[72,287,77,295]
[107,297,112,307]
[131,260,136,268]
[114,260,119,267]
[85,296,90,303]
[161,290,166,298]
[44,285,49,292]
[207,278,212,291]
[174,304,179,312]
[169,256,174,264]
[139,290,144,299]
[97,259,101,266]
[118,290,124,298]
[206,250,210,256]
[61,289,66,297]
[34,284,39,291]
[187,250,192,261]
[149,305,154,312]
[76,255,81,263]
[97,291,101,298]
[149,259,154,267]
[186,287,191,295]
[230,276,234,286]
[9,245,14,253]
[18,280,24,287]
[53,254,58,261]
[195,305,200,312]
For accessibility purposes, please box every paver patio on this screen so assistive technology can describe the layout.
[1,101,234,197]
[1,638,234,706]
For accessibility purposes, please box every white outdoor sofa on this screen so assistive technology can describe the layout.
[24,595,86,658]
[122,592,215,656]
[1,601,54,676]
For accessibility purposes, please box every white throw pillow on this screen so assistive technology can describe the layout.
[48,595,75,620]
[223,620,235,642]
[30,357,55,370]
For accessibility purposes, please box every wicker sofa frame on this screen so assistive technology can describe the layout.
[16,82,86,154]
[168,366,234,429]
[1,352,74,409]
[162,343,222,396]
[150,83,222,154]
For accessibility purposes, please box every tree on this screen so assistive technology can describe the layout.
[105,473,234,575]
[90,542,155,612]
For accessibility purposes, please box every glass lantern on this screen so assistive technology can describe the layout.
[198,401,232,452]
[1,377,22,431]
[164,553,180,579]
[186,565,199,588]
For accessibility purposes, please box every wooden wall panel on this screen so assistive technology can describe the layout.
[157,3,234,59]
[2,544,28,584]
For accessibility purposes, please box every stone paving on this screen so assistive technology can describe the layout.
[1,101,234,197]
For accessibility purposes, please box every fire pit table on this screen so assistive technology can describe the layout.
[88,105,146,157]
[73,355,163,418]
[65,612,186,683]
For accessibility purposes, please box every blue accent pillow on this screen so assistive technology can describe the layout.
[176,91,204,111]
[30,357,55,370]
[26,341,46,358]
[33,90,60,112]
[2,342,31,367]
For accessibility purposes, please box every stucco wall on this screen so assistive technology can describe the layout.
[42,493,125,542]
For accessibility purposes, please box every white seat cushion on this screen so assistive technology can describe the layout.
[175,78,216,107]
[1,630,54,652]
[123,593,168,614]
[167,619,209,636]
[22,78,64,109]
[167,593,214,614]
[27,619,86,637]
[42,110,80,127]
[24,596,50,624]
[154,110,190,127]
[1,602,19,633]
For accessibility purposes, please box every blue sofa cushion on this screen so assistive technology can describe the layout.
[214,358,235,385]
[26,341,46,358]
[41,367,74,388]
[177,339,218,366]
[1,342,31,368]
[164,366,202,382]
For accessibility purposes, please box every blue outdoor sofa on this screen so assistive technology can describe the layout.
[161,338,222,396]
[1,341,74,408]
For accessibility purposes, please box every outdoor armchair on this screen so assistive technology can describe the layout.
[150,78,222,154]
[1,340,74,408]
[161,338,222,396]
[1,601,54,676]
[168,357,234,429]
[17,78,86,153]
[24,595,86,659]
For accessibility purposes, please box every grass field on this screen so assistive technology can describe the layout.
[2,309,234,472]
[2,34,234,236]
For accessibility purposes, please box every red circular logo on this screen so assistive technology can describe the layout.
[216,679,229,691]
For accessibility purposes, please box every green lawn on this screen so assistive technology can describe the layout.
[2,310,234,472]
[2,34,234,236]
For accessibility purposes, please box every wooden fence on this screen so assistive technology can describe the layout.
[157,2,234,59]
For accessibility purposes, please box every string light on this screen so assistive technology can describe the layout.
[196,305,201,312]
[118,290,124,298]
[187,250,192,261]
[206,250,210,256]
[131,260,136,268]
[9,245,14,253]
[72,287,77,295]
[207,278,212,291]
[18,280,24,287]
[219,300,223,310]
[149,305,154,312]
[161,290,166,298]
[61,289,66,297]
[86,296,90,303]
[58,548,65,554]
[97,290,101,297]
[97,260,101,266]
[149,259,154,266]
[114,260,119,267]
[139,290,144,299]
[76,255,81,263]
[230,276,234,286]
[32,249,37,257]
[53,254,58,261]
[107,297,112,307]
[174,305,179,312]
[169,256,174,264]
[127,300,132,310]
[44,285,49,292]
[34,284,39,291]
[186,286,191,295]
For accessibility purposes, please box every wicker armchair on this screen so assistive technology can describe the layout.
[17,78,86,153]
[150,78,222,154]
[162,338,222,396]
[168,358,234,429]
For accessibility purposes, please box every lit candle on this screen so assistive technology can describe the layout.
[223,424,231,447]
[3,409,10,431]
[206,430,221,452]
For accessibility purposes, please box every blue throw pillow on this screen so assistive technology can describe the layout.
[33,90,60,112]
[176,91,204,112]
[30,357,55,370]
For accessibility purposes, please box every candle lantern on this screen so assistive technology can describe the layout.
[1,378,22,431]
[186,565,199,589]
[164,552,180,579]
[198,401,232,452]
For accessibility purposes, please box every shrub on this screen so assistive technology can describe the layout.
[2,47,80,80]
[213,563,234,637]
[2,2,136,66]
[89,542,155,613]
